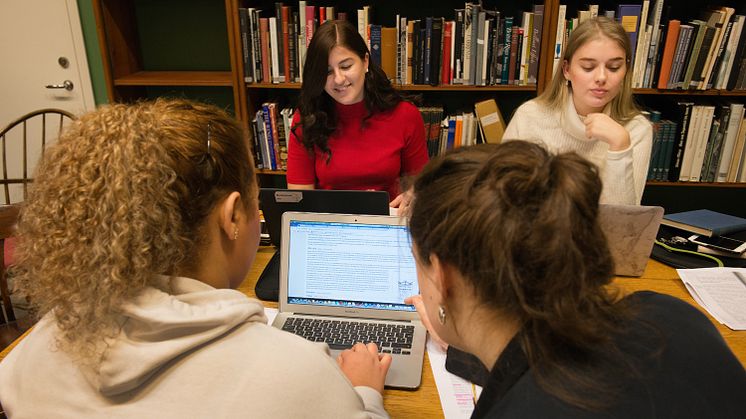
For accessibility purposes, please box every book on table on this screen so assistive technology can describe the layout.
[662,209,746,237]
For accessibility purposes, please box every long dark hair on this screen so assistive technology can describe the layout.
[295,19,413,160]
[409,141,643,411]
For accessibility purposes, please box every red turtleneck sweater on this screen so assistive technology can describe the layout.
[287,100,428,199]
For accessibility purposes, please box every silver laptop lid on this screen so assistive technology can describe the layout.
[599,204,664,277]
[279,212,420,321]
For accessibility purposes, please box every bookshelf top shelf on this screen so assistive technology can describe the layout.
[246,83,537,92]
[646,181,746,188]
[114,71,234,87]
[633,88,746,97]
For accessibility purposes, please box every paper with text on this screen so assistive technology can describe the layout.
[427,338,482,418]
[677,267,746,330]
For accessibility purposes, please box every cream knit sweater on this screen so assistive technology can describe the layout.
[503,95,652,205]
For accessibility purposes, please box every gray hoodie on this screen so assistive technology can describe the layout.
[0,276,387,418]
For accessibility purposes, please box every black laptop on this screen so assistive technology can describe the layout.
[255,188,390,300]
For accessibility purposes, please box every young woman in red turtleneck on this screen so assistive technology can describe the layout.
[287,20,428,208]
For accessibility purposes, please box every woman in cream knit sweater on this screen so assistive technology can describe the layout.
[504,17,652,205]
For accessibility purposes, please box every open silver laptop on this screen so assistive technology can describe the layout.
[271,211,426,389]
[599,204,664,277]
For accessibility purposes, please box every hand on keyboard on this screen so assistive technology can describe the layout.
[337,342,392,394]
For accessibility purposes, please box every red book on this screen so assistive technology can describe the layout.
[657,20,681,89]
[508,28,520,85]
[259,18,271,83]
[319,7,326,25]
[441,21,453,85]
[305,6,315,47]
[281,6,291,84]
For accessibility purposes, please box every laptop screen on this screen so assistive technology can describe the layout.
[286,219,417,312]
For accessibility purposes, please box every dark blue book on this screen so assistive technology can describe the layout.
[370,24,382,67]
[662,209,746,237]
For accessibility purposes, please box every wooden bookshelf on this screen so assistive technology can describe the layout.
[92,0,746,215]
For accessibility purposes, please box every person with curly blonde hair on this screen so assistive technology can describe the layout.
[0,99,390,418]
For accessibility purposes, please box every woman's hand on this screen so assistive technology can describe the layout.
[337,342,392,394]
[405,295,449,352]
[584,113,630,152]
[389,189,413,216]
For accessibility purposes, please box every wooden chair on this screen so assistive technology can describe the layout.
[0,204,20,325]
[0,108,74,204]
[0,110,73,348]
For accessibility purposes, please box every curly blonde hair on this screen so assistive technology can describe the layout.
[13,98,255,361]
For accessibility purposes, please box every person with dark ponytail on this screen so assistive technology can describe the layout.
[406,141,746,418]
[287,19,428,209]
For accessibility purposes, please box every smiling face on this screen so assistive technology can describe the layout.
[563,36,626,116]
[324,45,368,105]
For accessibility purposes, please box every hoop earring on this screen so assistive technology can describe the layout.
[438,305,447,325]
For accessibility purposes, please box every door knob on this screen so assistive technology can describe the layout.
[45,80,74,91]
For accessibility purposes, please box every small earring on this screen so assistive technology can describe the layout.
[565,79,569,86]
[438,305,447,325]
[233,227,239,240]
[365,68,369,73]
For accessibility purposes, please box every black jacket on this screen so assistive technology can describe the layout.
[448,292,746,418]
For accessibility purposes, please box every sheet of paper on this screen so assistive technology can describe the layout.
[677,267,746,330]
[264,307,278,325]
[427,338,482,419]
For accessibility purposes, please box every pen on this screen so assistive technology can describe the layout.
[734,271,746,289]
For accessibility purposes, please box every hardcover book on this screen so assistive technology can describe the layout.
[662,209,746,237]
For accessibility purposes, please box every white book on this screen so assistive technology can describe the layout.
[481,19,490,86]
[269,17,281,84]
[589,4,599,18]
[633,0,651,87]
[716,15,745,89]
[689,105,716,182]
[552,5,566,75]
[463,4,473,85]
[357,9,366,41]
[299,2,306,83]
[643,0,665,88]
[702,8,735,90]
[634,26,652,88]
[727,118,746,182]
[520,12,532,85]
[578,10,591,24]
[717,104,746,181]
[679,106,704,181]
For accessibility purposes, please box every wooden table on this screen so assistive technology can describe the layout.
[2,247,745,418]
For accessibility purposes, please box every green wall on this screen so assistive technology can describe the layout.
[77,0,108,105]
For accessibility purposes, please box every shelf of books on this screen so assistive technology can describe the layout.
[232,1,746,186]
[236,1,553,174]
[557,2,746,187]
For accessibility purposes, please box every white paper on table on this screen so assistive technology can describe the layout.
[427,338,482,419]
[676,267,746,330]
[264,307,278,325]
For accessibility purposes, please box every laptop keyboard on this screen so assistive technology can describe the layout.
[281,317,415,355]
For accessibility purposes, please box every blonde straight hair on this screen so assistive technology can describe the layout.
[537,17,640,123]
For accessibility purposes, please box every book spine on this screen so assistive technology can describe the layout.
[261,105,277,170]
[553,5,567,74]
[529,5,544,85]
[454,10,464,84]
[281,6,291,83]
[469,4,480,85]
[299,1,306,82]
[431,18,443,86]
[239,8,252,83]
[657,20,680,89]
[508,27,519,85]
[424,18,432,85]
[259,18,271,83]
[502,17,513,85]
[406,20,414,84]
[463,5,472,85]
